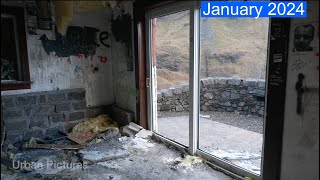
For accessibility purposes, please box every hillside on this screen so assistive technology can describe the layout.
[155,10,269,89]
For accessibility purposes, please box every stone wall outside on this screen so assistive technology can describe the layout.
[157,77,266,117]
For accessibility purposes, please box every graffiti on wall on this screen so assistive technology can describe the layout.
[114,83,138,97]
[113,70,138,97]
[40,26,110,58]
[111,12,133,71]
[291,59,307,72]
[295,73,305,115]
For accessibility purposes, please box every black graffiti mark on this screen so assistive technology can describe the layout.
[111,13,133,71]
[83,26,100,54]
[90,64,99,73]
[298,132,318,149]
[93,66,99,73]
[40,26,100,57]
[99,31,110,47]
[291,59,307,72]
[295,73,305,115]
[268,65,283,86]
[272,23,283,39]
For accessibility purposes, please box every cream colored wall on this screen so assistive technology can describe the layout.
[1,7,114,107]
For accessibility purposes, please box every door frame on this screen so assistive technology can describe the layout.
[145,1,195,142]
[139,1,288,180]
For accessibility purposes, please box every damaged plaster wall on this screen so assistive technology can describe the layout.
[280,1,319,180]
[1,3,114,107]
[111,1,137,121]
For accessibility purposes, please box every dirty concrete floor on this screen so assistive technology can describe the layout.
[158,113,263,174]
[1,136,234,180]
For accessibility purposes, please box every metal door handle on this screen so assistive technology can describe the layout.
[146,78,150,88]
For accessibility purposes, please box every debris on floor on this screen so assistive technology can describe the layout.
[63,114,119,145]
[79,138,129,163]
[1,164,15,175]
[120,124,138,137]
[67,132,96,145]
[25,137,45,145]
[71,114,119,134]
[208,149,261,174]
[200,114,211,118]
[128,122,143,133]
[178,155,203,167]
[22,143,85,150]
[135,129,153,139]
[1,115,233,180]
[121,136,155,151]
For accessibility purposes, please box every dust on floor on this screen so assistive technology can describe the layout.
[1,135,233,180]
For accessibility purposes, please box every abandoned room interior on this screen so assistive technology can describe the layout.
[0,0,319,180]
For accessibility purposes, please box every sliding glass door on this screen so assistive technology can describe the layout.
[146,2,268,179]
[198,17,269,177]
[146,2,194,147]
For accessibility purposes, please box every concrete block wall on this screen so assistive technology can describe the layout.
[1,88,113,144]
[157,77,266,117]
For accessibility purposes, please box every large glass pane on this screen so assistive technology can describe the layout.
[199,18,269,175]
[153,10,190,146]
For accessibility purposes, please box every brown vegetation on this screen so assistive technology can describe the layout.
[155,10,269,90]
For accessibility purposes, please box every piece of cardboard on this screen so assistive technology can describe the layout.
[67,132,96,145]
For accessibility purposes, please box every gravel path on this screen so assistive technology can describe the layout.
[158,111,264,134]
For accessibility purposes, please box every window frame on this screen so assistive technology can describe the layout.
[1,6,31,91]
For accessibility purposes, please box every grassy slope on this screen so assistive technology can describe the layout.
[155,11,269,89]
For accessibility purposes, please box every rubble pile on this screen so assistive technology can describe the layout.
[0,114,160,179]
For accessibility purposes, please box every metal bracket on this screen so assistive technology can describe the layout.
[146,78,150,88]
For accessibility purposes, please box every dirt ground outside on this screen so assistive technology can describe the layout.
[157,111,264,175]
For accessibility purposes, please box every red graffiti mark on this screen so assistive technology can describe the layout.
[76,53,83,60]
[98,56,107,63]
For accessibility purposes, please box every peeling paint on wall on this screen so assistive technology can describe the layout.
[1,7,114,107]
[1,1,136,121]
[111,1,136,121]
[55,1,73,35]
